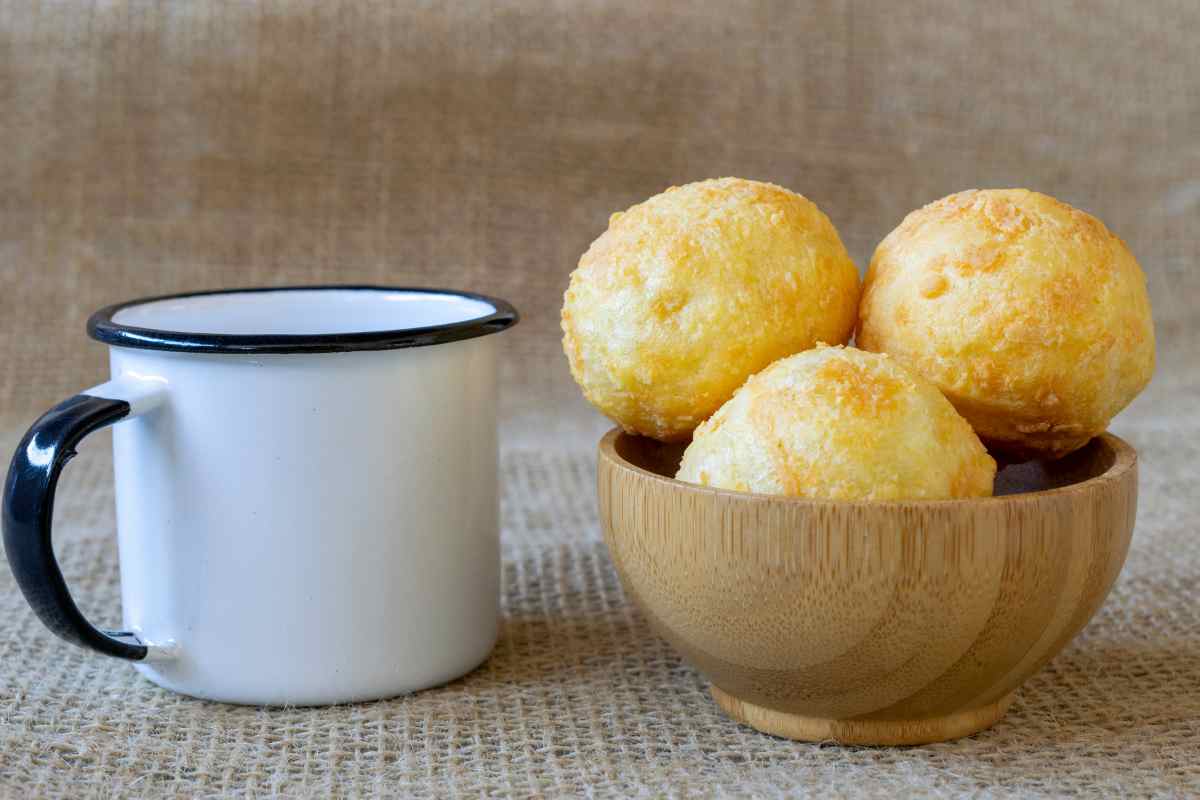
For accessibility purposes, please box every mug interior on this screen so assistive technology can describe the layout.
[111,288,496,335]
[89,286,517,354]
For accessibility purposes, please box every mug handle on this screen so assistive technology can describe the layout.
[2,376,171,661]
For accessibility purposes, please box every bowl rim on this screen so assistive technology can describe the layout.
[599,428,1137,509]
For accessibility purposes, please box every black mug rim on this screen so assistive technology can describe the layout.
[87,285,519,355]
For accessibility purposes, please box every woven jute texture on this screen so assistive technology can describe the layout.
[1,413,1199,798]
[2,1,1199,796]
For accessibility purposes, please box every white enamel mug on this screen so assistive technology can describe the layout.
[3,286,517,705]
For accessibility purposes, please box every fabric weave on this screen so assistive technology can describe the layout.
[0,439,1197,797]
[1,0,1198,795]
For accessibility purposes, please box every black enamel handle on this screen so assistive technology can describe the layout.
[2,394,148,660]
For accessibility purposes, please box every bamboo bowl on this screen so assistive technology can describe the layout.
[598,429,1137,745]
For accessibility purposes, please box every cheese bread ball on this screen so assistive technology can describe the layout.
[676,346,996,500]
[857,189,1155,460]
[562,178,860,441]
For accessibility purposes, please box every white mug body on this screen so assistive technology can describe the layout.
[2,287,516,705]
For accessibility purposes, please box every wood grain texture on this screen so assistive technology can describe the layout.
[598,430,1137,745]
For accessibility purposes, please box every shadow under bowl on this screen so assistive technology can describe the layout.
[597,430,1137,745]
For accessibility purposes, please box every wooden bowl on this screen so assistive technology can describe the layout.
[598,429,1137,745]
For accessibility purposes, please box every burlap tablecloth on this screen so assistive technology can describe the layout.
[1,2,1197,796]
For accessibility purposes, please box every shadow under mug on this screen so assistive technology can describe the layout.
[3,286,518,705]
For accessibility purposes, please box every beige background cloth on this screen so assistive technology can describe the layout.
[1,1,1197,796]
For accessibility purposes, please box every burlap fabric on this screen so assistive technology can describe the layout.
[1,2,1197,797]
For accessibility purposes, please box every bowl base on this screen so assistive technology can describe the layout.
[710,686,1015,746]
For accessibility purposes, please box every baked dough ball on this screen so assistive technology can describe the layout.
[562,177,860,441]
[857,189,1155,460]
[676,346,995,500]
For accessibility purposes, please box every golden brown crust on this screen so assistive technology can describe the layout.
[857,189,1155,459]
[675,346,996,500]
[562,177,860,441]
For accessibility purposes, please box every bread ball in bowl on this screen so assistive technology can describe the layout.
[675,346,996,500]
[562,177,860,442]
[857,189,1155,460]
